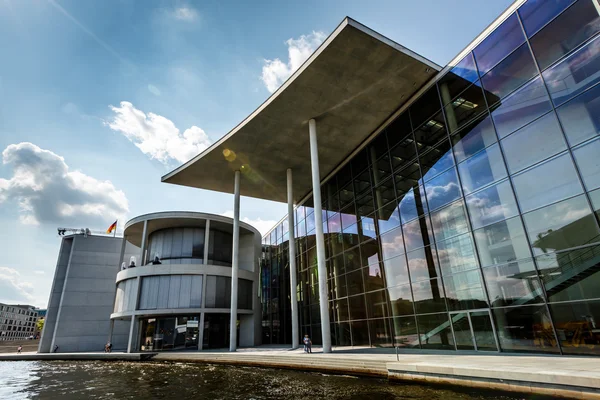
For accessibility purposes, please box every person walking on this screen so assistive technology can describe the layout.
[303,334,312,354]
[17,345,22,354]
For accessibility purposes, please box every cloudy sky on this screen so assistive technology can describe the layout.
[0,0,512,307]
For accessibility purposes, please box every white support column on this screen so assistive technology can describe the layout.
[140,220,148,266]
[127,315,137,353]
[198,312,205,351]
[203,219,211,265]
[229,170,241,352]
[287,168,299,349]
[308,118,332,353]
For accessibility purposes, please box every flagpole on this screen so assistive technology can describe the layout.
[114,220,117,238]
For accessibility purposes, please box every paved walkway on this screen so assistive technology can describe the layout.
[1,346,599,398]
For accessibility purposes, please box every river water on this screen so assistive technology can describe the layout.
[0,361,545,399]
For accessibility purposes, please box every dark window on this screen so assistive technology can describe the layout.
[409,87,442,129]
[442,81,487,133]
[549,300,600,355]
[492,305,560,353]
[386,113,412,149]
[416,313,454,350]
[388,284,414,317]
[439,53,480,104]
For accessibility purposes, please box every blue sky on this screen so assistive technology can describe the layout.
[0,0,513,307]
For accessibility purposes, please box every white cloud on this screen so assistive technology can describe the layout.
[0,267,36,305]
[173,7,198,21]
[106,101,211,165]
[0,142,129,227]
[261,31,326,93]
[33,270,45,275]
[221,211,276,236]
[147,84,161,96]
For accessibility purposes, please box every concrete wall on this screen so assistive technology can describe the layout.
[40,235,136,353]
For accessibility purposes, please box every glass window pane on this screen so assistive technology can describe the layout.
[466,179,519,229]
[443,269,488,311]
[430,200,469,243]
[556,81,600,146]
[425,167,461,211]
[573,137,600,190]
[388,284,414,317]
[436,232,479,275]
[481,43,537,105]
[543,34,600,107]
[530,0,600,70]
[458,143,507,194]
[333,298,350,322]
[474,216,531,267]
[474,13,526,76]
[419,140,454,184]
[382,254,410,288]
[483,259,544,307]
[491,77,553,138]
[439,53,479,103]
[386,113,412,149]
[501,112,566,174]
[492,305,560,353]
[518,0,576,37]
[376,201,401,234]
[591,187,600,218]
[410,87,442,129]
[407,246,440,282]
[369,318,394,347]
[441,81,487,133]
[398,185,428,224]
[392,316,420,348]
[366,290,389,319]
[348,294,367,321]
[550,300,600,355]
[389,138,418,172]
[537,245,600,302]
[523,195,600,255]
[512,153,583,212]
[416,313,454,350]
[350,320,369,345]
[363,262,385,292]
[403,216,434,252]
[413,112,447,150]
[380,225,404,261]
[413,278,446,314]
[451,113,497,163]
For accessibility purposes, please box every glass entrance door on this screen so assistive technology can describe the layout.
[450,309,499,352]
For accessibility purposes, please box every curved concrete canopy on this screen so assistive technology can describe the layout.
[124,211,260,247]
[162,17,440,203]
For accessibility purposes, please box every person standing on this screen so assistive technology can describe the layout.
[17,345,22,354]
[303,334,312,354]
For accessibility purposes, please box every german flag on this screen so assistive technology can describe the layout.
[106,220,117,234]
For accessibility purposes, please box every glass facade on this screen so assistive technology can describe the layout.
[261,0,600,355]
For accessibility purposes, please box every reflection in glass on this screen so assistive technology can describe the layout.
[412,278,446,314]
[392,316,420,348]
[474,217,531,267]
[348,295,367,321]
[573,137,600,191]
[466,179,519,229]
[471,310,499,351]
[501,112,566,174]
[440,80,487,133]
[556,82,600,146]
[458,143,507,194]
[451,312,475,350]
[387,284,414,317]
[452,114,497,163]
[407,246,440,283]
[369,318,394,347]
[481,44,537,104]
[491,77,552,138]
[523,195,600,255]
[398,185,428,224]
[474,13,525,76]
[410,87,442,129]
[439,53,479,103]
[363,263,385,292]
[483,259,544,307]
[436,233,479,275]
[425,167,461,211]
[350,320,370,345]
[403,216,434,252]
[543,34,600,107]
[512,152,583,213]
[366,290,389,319]
[536,245,600,302]
[530,0,600,70]
[416,313,455,350]
[492,305,560,353]
[419,140,454,183]
[380,225,404,261]
[430,200,469,243]
[518,0,576,37]
[444,269,488,311]
[550,300,600,356]
[383,254,410,288]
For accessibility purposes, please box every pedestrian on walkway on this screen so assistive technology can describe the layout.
[303,334,312,354]
[17,345,22,354]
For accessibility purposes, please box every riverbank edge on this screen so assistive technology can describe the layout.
[1,351,599,399]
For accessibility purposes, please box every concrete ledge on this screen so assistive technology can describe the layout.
[0,352,157,361]
[388,365,600,400]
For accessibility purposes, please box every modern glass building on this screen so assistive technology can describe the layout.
[164,0,600,356]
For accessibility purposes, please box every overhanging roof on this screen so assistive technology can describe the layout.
[162,17,440,203]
